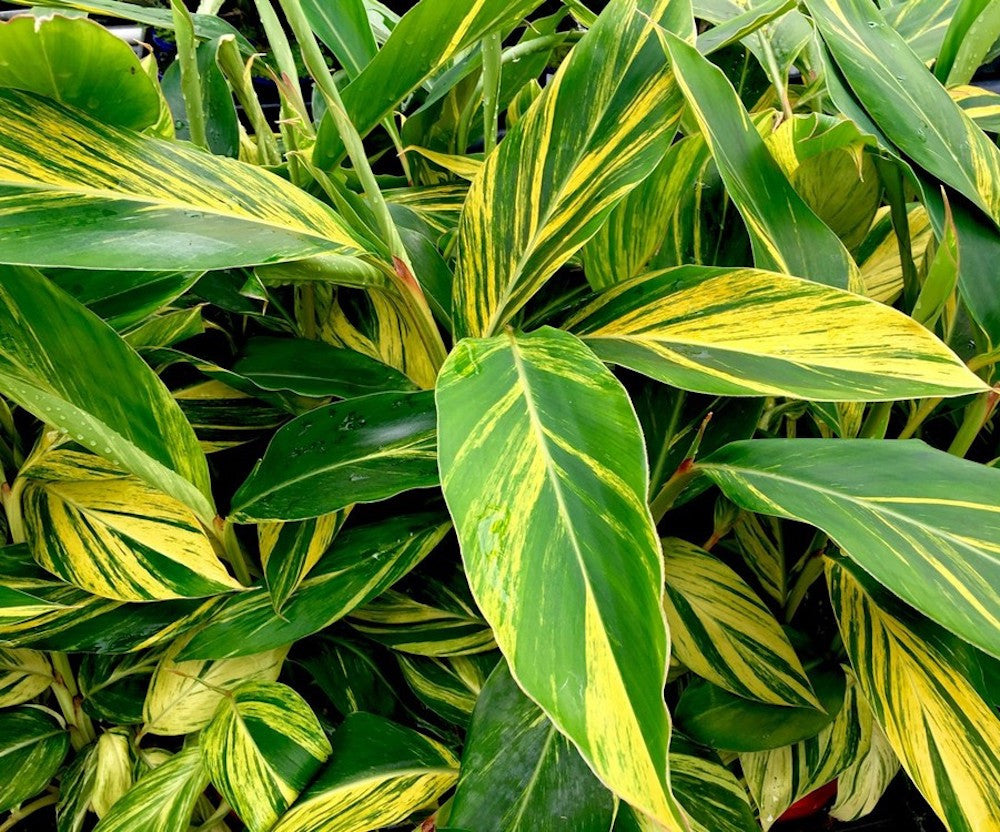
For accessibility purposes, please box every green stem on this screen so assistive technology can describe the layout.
[897,396,941,439]
[878,158,919,311]
[649,392,686,491]
[170,0,208,150]
[0,792,59,832]
[217,39,281,166]
[50,653,96,750]
[947,389,999,457]
[859,401,892,439]
[650,463,700,523]
[214,518,253,585]
[481,31,503,156]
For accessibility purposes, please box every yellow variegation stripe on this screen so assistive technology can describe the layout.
[260,511,348,613]
[174,379,285,454]
[830,695,899,822]
[0,585,65,624]
[0,87,372,269]
[92,730,133,818]
[741,678,869,829]
[0,648,52,707]
[949,85,1000,132]
[732,513,786,603]
[397,655,487,723]
[202,681,331,832]
[142,635,287,736]
[828,562,1000,832]
[670,753,757,832]
[662,538,818,707]
[452,0,694,337]
[437,328,689,828]
[93,745,208,832]
[16,449,241,602]
[402,146,484,181]
[385,185,467,237]
[858,205,934,303]
[569,266,986,401]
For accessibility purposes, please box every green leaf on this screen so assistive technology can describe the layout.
[449,663,616,832]
[0,13,159,130]
[569,266,986,400]
[270,713,458,832]
[669,754,757,832]
[260,511,349,613]
[92,730,133,818]
[830,695,899,822]
[701,439,1000,659]
[230,390,438,523]
[234,337,416,399]
[0,266,213,519]
[828,562,1000,832]
[663,538,818,707]
[806,0,1000,227]
[0,707,70,812]
[302,0,376,77]
[674,666,847,752]
[202,681,331,832]
[17,448,239,601]
[313,0,546,167]
[0,647,53,708]
[935,0,1000,85]
[437,327,688,827]
[178,515,450,660]
[452,0,695,338]
[93,745,209,832]
[663,34,859,289]
[0,89,372,272]
[397,653,495,727]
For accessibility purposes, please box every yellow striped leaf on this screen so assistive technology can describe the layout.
[732,513,786,604]
[93,745,209,832]
[16,448,240,602]
[830,695,899,822]
[663,35,859,289]
[950,84,1000,133]
[202,681,331,832]
[702,439,1000,660]
[0,647,52,707]
[271,713,458,832]
[669,753,757,832]
[397,654,492,727]
[452,0,694,338]
[0,707,70,813]
[437,327,689,828]
[569,266,986,401]
[0,87,373,271]
[857,205,934,303]
[142,635,286,736]
[92,729,134,818]
[662,538,818,708]
[259,511,349,613]
[828,562,1000,832]
[806,0,1000,227]
[0,266,213,520]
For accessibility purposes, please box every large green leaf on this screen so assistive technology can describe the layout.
[0,707,70,812]
[828,562,1000,831]
[451,0,695,338]
[663,34,858,288]
[0,266,213,518]
[448,663,616,831]
[202,681,331,832]
[0,14,159,130]
[270,713,458,832]
[0,89,372,272]
[568,266,985,400]
[312,0,545,166]
[178,515,450,659]
[437,327,688,828]
[230,390,438,523]
[702,440,1000,659]
[806,0,1000,227]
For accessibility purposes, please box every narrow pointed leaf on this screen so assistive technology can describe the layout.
[230,390,438,523]
[569,266,986,400]
[271,713,458,832]
[828,562,1000,831]
[452,0,695,338]
[202,681,331,832]
[702,440,1000,659]
[663,34,858,288]
[437,327,688,828]
[0,88,373,271]
[0,266,213,518]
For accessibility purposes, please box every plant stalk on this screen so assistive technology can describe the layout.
[0,792,59,832]
[947,388,999,457]
[50,652,96,750]
[481,31,503,156]
[170,0,209,150]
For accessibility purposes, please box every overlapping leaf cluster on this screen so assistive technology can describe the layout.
[0,0,999,830]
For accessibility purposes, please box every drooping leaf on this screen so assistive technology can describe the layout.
[662,538,818,707]
[178,515,451,660]
[437,327,688,827]
[449,663,615,831]
[0,266,214,519]
[17,448,239,602]
[663,34,859,288]
[828,562,1000,831]
[270,713,458,832]
[0,707,70,812]
[0,89,373,272]
[568,266,985,400]
[230,390,438,523]
[451,0,695,338]
[701,439,1000,659]
[0,13,159,130]
[202,681,331,832]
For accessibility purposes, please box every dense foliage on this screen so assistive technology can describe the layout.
[0,0,999,830]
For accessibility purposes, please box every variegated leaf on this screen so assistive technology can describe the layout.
[670,754,757,832]
[92,729,133,818]
[830,696,899,822]
[0,706,70,813]
[259,511,349,613]
[0,647,53,707]
[452,0,695,338]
